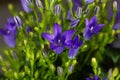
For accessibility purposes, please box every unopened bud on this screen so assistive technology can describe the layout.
[85,9,90,16]
[91,57,97,67]
[70,19,79,28]
[35,0,43,8]
[34,27,39,31]
[50,64,55,72]
[8,4,14,11]
[94,6,100,15]
[57,66,63,76]
[24,39,27,45]
[29,32,33,37]
[68,64,74,73]
[76,7,82,18]
[113,1,118,11]
[55,4,61,15]
[14,16,21,27]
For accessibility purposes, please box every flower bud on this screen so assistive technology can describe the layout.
[91,57,97,68]
[70,19,79,28]
[67,11,72,21]
[14,16,21,27]
[68,64,74,73]
[76,7,82,18]
[24,39,27,46]
[94,6,100,15]
[113,1,118,11]
[57,66,63,76]
[49,64,55,72]
[35,0,43,8]
[55,4,61,15]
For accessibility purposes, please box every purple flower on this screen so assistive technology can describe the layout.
[84,0,94,4]
[70,19,79,28]
[86,75,107,80]
[42,23,75,54]
[0,17,20,48]
[20,0,32,12]
[83,16,104,40]
[67,35,83,58]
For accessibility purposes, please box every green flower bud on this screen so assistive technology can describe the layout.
[57,66,63,76]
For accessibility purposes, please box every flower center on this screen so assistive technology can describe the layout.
[90,26,94,31]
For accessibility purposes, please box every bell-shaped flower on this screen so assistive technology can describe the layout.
[20,0,32,13]
[42,23,75,54]
[83,16,104,40]
[0,17,21,48]
[67,35,83,59]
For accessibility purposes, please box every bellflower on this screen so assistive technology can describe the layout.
[0,17,20,48]
[83,16,104,40]
[86,75,107,80]
[20,0,32,12]
[67,35,83,58]
[42,23,75,54]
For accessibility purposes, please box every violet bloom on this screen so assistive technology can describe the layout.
[0,17,20,48]
[84,0,94,4]
[68,35,83,58]
[21,0,32,13]
[83,16,104,40]
[86,75,107,80]
[70,19,79,28]
[42,23,75,54]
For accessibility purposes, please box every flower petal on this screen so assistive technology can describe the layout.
[89,16,97,27]
[0,29,7,35]
[85,78,91,80]
[63,30,75,41]
[83,29,93,40]
[68,48,79,59]
[85,19,89,29]
[52,46,64,54]
[42,33,53,43]
[73,35,79,45]
[4,34,16,48]
[54,23,62,36]
[93,24,104,34]
[93,75,100,80]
